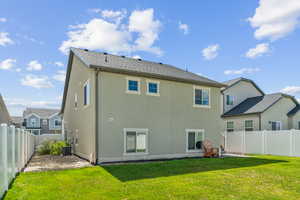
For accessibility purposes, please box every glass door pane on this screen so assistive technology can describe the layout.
[136,132,146,152]
[126,132,136,153]
[188,132,196,150]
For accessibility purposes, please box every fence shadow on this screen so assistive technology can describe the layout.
[102,157,287,182]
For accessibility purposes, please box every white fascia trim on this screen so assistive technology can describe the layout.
[193,85,211,108]
[123,128,149,155]
[146,79,160,96]
[48,112,59,120]
[126,77,141,95]
[25,113,41,120]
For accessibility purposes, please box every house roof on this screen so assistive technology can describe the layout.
[222,93,298,117]
[221,77,265,95]
[287,105,300,116]
[23,108,59,119]
[0,94,11,124]
[60,48,226,114]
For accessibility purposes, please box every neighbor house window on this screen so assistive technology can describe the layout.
[30,118,36,127]
[126,77,140,94]
[186,129,204,152]
[271,121,281,131]
[42,119,47,125]
[298,121,300,130]
[83,80,90,106]
[74,93,78,109]
[226,95,234,105]
[245,120,254,131]
[194,86,210,107]
[146,80,160,96]
[54,119,61,127]
[124,128,148,154]
[226,121,234,132]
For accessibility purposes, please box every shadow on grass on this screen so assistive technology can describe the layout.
[102,157,287,182]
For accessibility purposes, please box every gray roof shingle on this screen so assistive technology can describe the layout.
[23,108,59,119]
[222,93,283,117]
[221,77,265,95]
[71,48,225,87]
[288,105,300,116]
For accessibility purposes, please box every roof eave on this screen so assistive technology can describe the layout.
[221,112,261,118]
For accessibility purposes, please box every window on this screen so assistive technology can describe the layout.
[74,93,78,109]
[298,121,300,130]
[146,80,160,96]
[226,95,234,105]
[54,119,62,127]
[194,86,210,107]
[271,121,281,131]
[226,121,234,132]
[42,119,47,125]
[124,128,148,154]
[126,77,140,94]
[186,129,204,152]
[245,120,254,131]
[30,118,36,127]
[83,80,90,106]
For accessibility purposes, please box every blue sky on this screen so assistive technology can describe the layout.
[1,0,300,116]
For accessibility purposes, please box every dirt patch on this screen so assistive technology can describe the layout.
[24,154,92,172]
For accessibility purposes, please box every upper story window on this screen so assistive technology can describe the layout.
[193,86,210,108]
[54,119,62,127]
[42,119,47,126]
[146,80,160,96]
[226,121,234,132]
[245,120,254,131]
[186,129,204,152]
[30,118,37,127]
[271,121,281,131]
[126,77,140,94]
[83,80,90,106]
[226,95,234,105]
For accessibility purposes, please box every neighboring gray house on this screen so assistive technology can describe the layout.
[60,48,225,164]
[11,116,23,128]
[0,94,11,125]
[23,108,62,135]
[221,78,300,132]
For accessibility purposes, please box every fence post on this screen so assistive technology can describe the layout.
[290,129,294,157]
[1,124,8,192]
[262,130,265,154]
[224,131,227,152]
[10,125,16,176]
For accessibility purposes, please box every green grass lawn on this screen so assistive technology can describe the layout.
[4,155,300,200]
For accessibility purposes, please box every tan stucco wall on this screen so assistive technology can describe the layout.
[0,96,11,124]
[63,55,96,161]
[261,97,295,130]
[222,114,260,132]
[289,111,300,130]
[97,72,223,162]
[223,80,262,113]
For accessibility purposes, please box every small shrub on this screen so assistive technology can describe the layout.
[50,141,68,155]
[37,140,54,155]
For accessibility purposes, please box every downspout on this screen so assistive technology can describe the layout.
[259,113,262,131]
[94,69,100,164]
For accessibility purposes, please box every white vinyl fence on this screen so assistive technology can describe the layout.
[0,124,35,198]
[35,134,63,146]
[224,130,300,157]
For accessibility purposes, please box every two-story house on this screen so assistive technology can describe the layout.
[60,48,225,164]
[23,108,62,135]
[221,77,300,132]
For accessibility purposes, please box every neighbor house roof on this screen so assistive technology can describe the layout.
[287,105,300,116]
[23,108,59,119]
[221,77,265,95]
[222,93,298,117]
[60,48,226,114]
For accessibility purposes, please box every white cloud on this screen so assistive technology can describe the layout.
[280,86,300,95]
[202,44,220,60]
[0,58,16,70]
[246,43,270,58]
[224,67,261,75]
[178,21,189,35]
[15,68,21,72]
[53,70,66,82]
[0,32,13,46]
[101,9,127,24]
[26,60,43,71]
[0,18,7,22]
[60,8,162,56]
[21,74,53,89]
[248,0,300,40]
[54,62,64,67]
[132,55,141,59]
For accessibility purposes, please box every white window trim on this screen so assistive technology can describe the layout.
[193,86,211,108]
[83,80,90,107]
[74,93,78,110]
[126,77,141,95]
[123,128,148,155]
[146,79,160,96]
[226,121,234,132]
[244,120,254,131]
[185,129,205,153]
